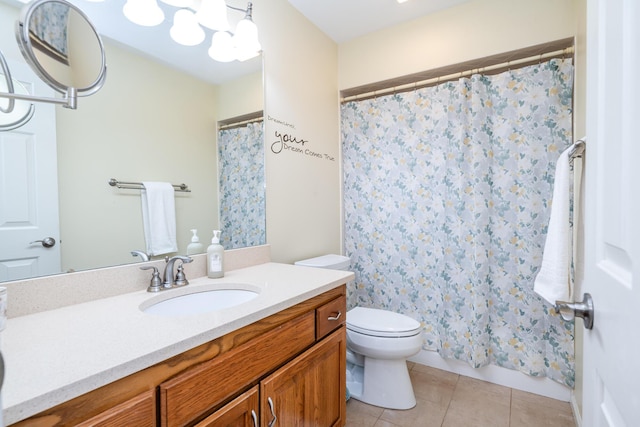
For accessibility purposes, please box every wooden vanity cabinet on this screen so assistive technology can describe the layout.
[74,390,155,427]
[11,286,346,427]
[193,386,259,427]
[194,326,345,427]
[261,328,346,427]
[161,292,346,427]
[159,310,317,426]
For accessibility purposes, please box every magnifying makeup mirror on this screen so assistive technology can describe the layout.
[16,0,107,97]
[0,0,107,130]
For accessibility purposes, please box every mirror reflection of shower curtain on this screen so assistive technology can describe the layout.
[218,121,265,249]
[341,59,575,387]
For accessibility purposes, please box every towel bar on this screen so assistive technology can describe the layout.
[108,178,190,192]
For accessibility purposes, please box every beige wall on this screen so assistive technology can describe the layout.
[339,0,576,90]
[256,0,341,263]
[217,70,263,121]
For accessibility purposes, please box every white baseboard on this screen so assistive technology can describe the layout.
[408,349,571,402]
[570,391,582,427]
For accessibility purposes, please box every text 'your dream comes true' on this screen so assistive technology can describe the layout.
[270,131,335,161]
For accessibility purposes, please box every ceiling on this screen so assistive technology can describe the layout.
[287,0,470,43]
[2,0,468,85]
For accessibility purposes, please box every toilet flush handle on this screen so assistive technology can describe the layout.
[328,311,342,321]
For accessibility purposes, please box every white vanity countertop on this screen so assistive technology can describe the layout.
[2,262,355,425]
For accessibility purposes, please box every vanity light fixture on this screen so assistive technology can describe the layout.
[170,9,206,46]
[123,0,165,27]
[122,0,261,62]
[208,31,235,62]
[208,3,260,62]
[159,0,192,7]
[196,0,230,31]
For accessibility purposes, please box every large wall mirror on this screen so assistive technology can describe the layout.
[0,0,265,283]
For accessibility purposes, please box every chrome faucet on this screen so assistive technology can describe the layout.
[162,255,193,289]
[131,250,150,262]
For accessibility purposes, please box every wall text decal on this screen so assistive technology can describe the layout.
[267,113,336,162]
[270,130,335,161]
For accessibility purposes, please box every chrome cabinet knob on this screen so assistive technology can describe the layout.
[29,237,56,248]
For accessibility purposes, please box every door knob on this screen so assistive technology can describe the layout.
[30,237,56,248]
[555,293,594,330]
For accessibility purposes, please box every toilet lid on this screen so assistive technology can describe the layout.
[346,307,422,338]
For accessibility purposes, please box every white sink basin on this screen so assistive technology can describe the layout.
[141,284,259,316]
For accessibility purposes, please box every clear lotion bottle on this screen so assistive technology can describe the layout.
[187,229,204,255]
[207,230,224,278]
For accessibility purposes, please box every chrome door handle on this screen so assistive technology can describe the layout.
[29,237,56,248]
[555,293,594,330]
[251,409,258,427]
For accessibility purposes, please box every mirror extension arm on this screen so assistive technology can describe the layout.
[0,51,77,110]
[0,52,16,114]
[0,50,35,130]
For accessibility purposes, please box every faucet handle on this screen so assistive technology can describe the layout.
[175,264,188,286]
[140,266,163,292]
[174,256,193,286]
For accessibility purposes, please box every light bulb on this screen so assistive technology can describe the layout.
[123,0,165,27]
[160,0,193,7]
[208,31,235,62]
[233,18,260,59]
[170,10,205,46]
[197,0,230,31]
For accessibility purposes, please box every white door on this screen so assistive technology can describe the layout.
[0,60,60,282]
[582,0,640,425]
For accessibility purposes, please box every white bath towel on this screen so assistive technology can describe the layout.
[534,145,574,305]
[141,182,177,256]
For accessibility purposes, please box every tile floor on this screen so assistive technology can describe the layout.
[345,363,576,427]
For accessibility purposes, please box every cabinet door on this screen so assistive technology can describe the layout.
[195,386,259,427]
[261,328,346,427]
[160,312,315,427]
[75,390,155,427]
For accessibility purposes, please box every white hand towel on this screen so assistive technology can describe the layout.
[141,182,177,256]
[534,144,574,305]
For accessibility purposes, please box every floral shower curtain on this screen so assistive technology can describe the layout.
[218,121,266,249]
[341,59,575,386]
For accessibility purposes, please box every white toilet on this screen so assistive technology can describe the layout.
[295,254,423,410]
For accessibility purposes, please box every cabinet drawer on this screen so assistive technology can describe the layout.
[160,311,315,427]
[316,295,346,339]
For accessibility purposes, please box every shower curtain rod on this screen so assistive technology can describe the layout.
[341,40,574,103]
[218,110,264,131]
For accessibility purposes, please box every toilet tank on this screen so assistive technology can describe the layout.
[294,254,351,270]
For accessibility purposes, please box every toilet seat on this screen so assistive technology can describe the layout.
[347,307,421,338]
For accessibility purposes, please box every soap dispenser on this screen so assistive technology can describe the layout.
[207,230,224,278]
[186,229,204,255]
